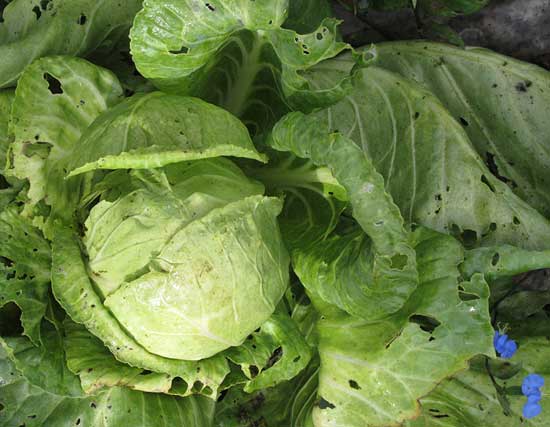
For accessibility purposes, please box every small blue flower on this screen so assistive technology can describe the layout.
[493,331,517,359]
[523,402,542,419]
[522,374,545,396]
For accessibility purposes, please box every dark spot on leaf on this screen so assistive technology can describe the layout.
[317,397,336,410]
[491,252,500,266]
[205,3,215,11]
[293,356,301,363]
[348,379,361,389]
[77,14,86,25]
[414,111,420,119]
[43,73,63,94]
[513,216,520,225]
[459,117,469,126]
[90,402,97,409]
[435,193,442,201]
[515,80,532,92]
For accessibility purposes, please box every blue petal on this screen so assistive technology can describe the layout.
[523,402,542,419]
[500,340,517,359]
[527,391,542,404]
[493,331,501,348]
[495,334,509,353]
[524,374,545,389]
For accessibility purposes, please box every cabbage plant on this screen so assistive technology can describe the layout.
[1,1,550,426]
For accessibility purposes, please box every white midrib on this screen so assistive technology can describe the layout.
[224,32,266,118]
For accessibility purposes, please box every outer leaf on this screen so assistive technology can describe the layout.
[269,112,418,321]
[405,338,550,426]
[67,93,267,177]
[224,311,313,392]
[63,320,178,396]
[0,0,142,88]
[130,0,354,114]
[0,347,215,427]
[215,357,319,427]
[0,89,14,171]
[0,206,50,284]
[1,322,83,396]
[0,207,51,344]
[305,59,550,249]
[6,56,123,224]
[369,41,550,217]
[312,228,493,427]
[51,223,230,398]
[462,245,550,283]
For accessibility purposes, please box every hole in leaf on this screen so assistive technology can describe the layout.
[170,377,188,394]
[460,229,477,248]
[293,356,301,363]
[76,419,81,425]
[0,303,23,337]
[77,14,86,25]
[32,5,41,19]
[459,291,480,301]
[43,73,63,94]
[513,216,520,225]
[485,152,517,188]
[265,346,283,369]
[480,175,495,192]
[459,117,469,126]
[217,389,228,402]
[40,0,51,10]
[202,386,213,395]
[348,379,361,389]
[409,314,441,334]
[249,365,259,378]
[390,254,408,270]
[316,32,323,40]
[169,46,189,55]
[317,397,336,410]
[191,381,204,392]
[205,2,215,11]
[491,252,500,266]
